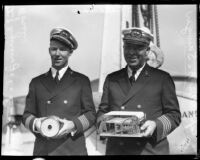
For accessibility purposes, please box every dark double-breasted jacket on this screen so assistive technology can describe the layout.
[97,64,181,155]
[22,67,96,155]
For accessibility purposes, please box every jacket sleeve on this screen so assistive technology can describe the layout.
[96,75,111,125]
[22,79,38,134]
[154,73,181,142]
[72,76,96,135]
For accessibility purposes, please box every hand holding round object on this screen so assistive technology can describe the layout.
[40,116,61,138]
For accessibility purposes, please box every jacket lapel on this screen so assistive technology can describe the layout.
[122,64,151,106]
[116,67,132,96]
[49,67,76,99]
[40,67,76,99]
[40,69,56,94]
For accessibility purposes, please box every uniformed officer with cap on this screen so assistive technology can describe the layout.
[22,27,96,155]
[97,27,181,155]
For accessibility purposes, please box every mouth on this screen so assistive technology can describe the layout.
[54,58,62,62]
[53,59,63,65]
[129,56,138,61]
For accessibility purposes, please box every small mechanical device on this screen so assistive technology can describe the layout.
[98,111,146,137]
[40,116,63,138]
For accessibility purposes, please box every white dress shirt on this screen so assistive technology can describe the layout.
[51,65,69,80]
[127,63,146,81]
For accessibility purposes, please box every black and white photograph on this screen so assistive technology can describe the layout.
[2,4,197,156]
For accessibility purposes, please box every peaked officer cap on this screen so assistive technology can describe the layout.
[122,27,154,46]
[50,27,78,50]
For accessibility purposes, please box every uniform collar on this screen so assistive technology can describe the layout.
[51,65,69,80]
[127,63,146,79]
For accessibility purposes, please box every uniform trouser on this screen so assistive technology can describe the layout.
[105,137,169,155]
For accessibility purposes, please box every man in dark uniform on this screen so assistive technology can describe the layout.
[97,27,181,155]
[22,27,96,155]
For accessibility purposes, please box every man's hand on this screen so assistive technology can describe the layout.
[54,118,76,138]
[35,117,47,133]
[140,120,156,137]
[96,114,108,134]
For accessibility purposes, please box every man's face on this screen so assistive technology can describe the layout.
[49,40,72,70]
[123,43,149,70]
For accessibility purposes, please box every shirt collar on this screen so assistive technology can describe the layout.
[127,63,146,78]
[51,65,69,80]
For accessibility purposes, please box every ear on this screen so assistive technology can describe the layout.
[68,51,73,57]
[145,47,150,56]
[144,48,150,60]
[48,47,51,54]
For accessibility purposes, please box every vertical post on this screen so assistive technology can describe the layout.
[4,97,14,154]
[98,5,122,92]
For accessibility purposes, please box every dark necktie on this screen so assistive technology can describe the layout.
[129,70,136,85]
[55,70,59,84]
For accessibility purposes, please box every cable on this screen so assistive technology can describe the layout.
[154,5,160,47]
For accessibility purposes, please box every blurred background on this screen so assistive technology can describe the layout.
[2,5,197,155]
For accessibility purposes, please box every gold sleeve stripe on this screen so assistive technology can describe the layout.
[78,115,90,131]
[162,115,171,137]
[25,115,35,130]
[158,116,166,139]
[158,115,171,139]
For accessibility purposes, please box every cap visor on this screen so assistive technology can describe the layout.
[123,39,149,46]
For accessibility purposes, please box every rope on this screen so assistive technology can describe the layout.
[149,5,154,35]
[131,5,135,27]
[154,5,160,47]
[132,5,140,27]
[135,5,140,27]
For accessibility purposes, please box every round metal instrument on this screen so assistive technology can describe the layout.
[40,116,61,138]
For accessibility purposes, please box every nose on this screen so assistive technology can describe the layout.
[128,49,137,55]
[55,49,61,55]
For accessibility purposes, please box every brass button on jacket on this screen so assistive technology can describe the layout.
[47,100,51,104]
[121,106,125,110]
[137,104,142,109]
